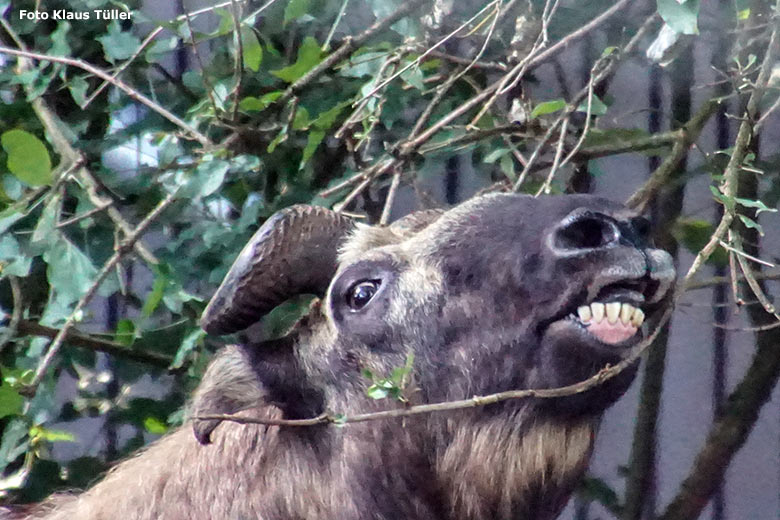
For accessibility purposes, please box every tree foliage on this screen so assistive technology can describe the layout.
[0,0,778,517]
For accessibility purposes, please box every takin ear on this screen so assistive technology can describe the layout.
[190,345,267,444]
[190,336,319,444]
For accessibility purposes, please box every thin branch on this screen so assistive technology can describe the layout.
[680,10,780,287]
[0,276,22,354]
[323,0,351,50]
[514,13,658,193]
[379,169,402,226]
[423,49,507,71]
[730,233,780,320]
[25,191,179,394]
[271,0,432,109]
[82,0,248,108]
[0,46,212,146]
[684,269,780,290]
[197,304,674,428]
[719,238,776,268]
[229,0,245,122]
[13,319,174,369]
[56,200,113,229]
[356,0,500,105]
[626,98,721,212]
[536,116,570,195]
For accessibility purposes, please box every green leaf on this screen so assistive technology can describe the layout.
[0,208,25,237]
[292,106,311,130]
[673,218,728,266]
[171,328,205,369]
[29,426,76,443]
[240,27,263,72]
[1,129,52,186]
[114,319,136,347]
[400,65,424,90]
[0,235,32,277]
[499,154,515,181]
[284,0,309,24]
[531,99,566,119]
[267,128,288,153]
[674,218,712,253]
[194,159,229,197]
[657,0,700,35]
[271,37,323,83]
[97,21,142,63]
[49,21,71,55]
[733,197,777,215]
[709,185,735,210]
[577,94,608,116]
[143,416,169,435]
[31,193,61,247]
[300,129,325,169]
[0,419,28,474]
[43,237,98,306]
[366,385,389,400]
[142,269,168,317]
[0,380,23,419]
[67,75,90,107]
[239,91,283,112]
[483,148,509,164]
[312,102,348,130]
[738,214,764,236]
[145,36,179,63]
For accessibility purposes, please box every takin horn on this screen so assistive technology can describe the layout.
[200,205,356,335]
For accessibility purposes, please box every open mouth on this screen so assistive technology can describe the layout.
[548,279,655,348]
[573,301,644,345]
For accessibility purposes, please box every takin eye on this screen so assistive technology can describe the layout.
[346,280,381,310]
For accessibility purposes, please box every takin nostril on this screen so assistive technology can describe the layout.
[554,214,618,251]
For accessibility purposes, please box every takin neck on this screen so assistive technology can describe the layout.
[436,410,597,520]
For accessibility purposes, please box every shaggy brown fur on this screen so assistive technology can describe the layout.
[19,194,675,520]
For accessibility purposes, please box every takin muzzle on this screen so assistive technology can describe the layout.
[22,193,675,520]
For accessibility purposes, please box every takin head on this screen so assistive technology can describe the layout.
[194,192,675,519]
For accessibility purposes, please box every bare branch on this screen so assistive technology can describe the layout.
[12,319,174,369]
[198,304,674,428]
[626,98,721,212]
[0,276,22,355]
